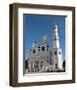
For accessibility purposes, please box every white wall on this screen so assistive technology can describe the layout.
[0,0,77,89]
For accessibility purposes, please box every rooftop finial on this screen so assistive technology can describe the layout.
[42,33,47,45]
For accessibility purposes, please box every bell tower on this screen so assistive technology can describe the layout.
[51,24,63,70]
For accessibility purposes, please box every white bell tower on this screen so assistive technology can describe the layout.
[51,24,63,70]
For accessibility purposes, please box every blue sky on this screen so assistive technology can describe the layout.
[24,15,66,60]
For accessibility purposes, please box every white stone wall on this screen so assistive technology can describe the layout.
[28,44,52,72]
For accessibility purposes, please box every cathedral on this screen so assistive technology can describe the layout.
[27,24,64,73]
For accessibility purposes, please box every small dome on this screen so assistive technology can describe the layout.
[32,42,38,48]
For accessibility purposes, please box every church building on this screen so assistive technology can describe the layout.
[27,24,64,73]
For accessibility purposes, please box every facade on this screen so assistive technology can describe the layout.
[27,24,64,73]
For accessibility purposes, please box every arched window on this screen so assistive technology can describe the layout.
[33,49,35,53]
[54,38,57,40]
[38,47,40,51]
[47,48,48,51]
[38,48,40,51]
[54,51,57,55]
[42,46,45,51]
